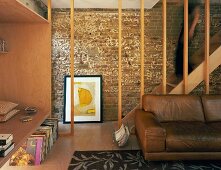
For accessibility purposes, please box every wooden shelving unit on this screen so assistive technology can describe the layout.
[0,111,49,167]
[0,0,51,168]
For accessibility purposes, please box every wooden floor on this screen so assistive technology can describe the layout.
[1,121,140,170]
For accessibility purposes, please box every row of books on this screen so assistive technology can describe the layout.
[9,118,58,166]
[0,134,14,157]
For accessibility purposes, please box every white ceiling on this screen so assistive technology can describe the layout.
[41,0,160,9]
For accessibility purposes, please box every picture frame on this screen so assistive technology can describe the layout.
[63,75,102,123]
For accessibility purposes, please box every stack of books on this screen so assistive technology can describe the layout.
[0,134,14,157]
[9,118,58,166]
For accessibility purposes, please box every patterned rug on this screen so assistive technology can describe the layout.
[68,150,221,170]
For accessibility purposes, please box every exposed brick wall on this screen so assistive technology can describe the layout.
[52,3,221,121]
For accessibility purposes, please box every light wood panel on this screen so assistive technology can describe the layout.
[183,0,188,94]
[0,0,48,23]
[170,46,221,94]
[118,0,122,128]
[0,110,49,168]
[162,0,167,94]
[70,0,75,134]
[0,23,51,114]
[205,0,210,94]
[140,0,145,104]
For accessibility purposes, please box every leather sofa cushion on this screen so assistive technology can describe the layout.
[142,95,205,122]
[202,95,221,122]
[163,122,221,152]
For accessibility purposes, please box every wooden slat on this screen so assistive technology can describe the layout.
[140,0,145,105]
[48,0,51,23]
[183,0,188,94]
[70,0,74,134]
[48,0,52,117]
[118,0,122,128]
[170,46,221,94]
[205,0,210,94]
[162,0,167,94]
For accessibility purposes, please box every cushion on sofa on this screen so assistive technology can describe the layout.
[142,95,205,122]
[201,95,221,122]
[162,122,221,152]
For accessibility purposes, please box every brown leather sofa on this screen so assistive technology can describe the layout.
[135,94,221,160]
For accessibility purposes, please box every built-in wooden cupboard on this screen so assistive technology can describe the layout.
[0,0,51,167]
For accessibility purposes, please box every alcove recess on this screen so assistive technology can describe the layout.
[0,0,51,167]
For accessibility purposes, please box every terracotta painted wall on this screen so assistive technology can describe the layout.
[51,3,221,121]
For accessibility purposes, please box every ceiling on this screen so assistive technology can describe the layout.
[41,0,160,9]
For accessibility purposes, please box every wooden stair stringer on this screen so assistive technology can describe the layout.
[170,46,221,94]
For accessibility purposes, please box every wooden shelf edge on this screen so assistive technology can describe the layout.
[0,111,50,168]
[0,51,8,54]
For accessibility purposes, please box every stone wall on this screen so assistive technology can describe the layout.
[52,3,221,121]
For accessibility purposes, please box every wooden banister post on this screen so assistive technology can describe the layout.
[118,0,122,128]
[205,0,210,94]
[140,0,145,107]
[162,0,167,94]
[183,0,188,94]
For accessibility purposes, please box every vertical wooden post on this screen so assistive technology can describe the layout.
[162,0,167,94]
[70,0,74,134]
[205,0,210,94]
[48,0,52,117]
[118,0,122,128]
[47,0,51,23]
[183,0,188,94]
[140,0,145,106]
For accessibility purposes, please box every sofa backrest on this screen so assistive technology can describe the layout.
[142,95,205,122]
[201,95,221,122]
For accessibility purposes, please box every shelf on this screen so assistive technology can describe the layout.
[0,110,49,168]
[0,0,48,23]
[0,51,8,54]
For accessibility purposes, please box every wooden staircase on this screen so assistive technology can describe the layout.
[122,30,221,125]
[152,29,221,94]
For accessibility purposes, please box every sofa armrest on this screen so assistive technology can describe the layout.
[135,109,166,153]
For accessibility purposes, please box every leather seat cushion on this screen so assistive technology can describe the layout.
[142,95,205,122]
[162,122,221,152]
[201,95,221,122]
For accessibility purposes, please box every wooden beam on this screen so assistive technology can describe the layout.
[140,0,145,104]
[162,0,167,94]
[205,0,210,94]
[118,0,122,128]
[47,0,51,23]
[183,0,188,94]
[70,0,74,134]
[48,0,52,117]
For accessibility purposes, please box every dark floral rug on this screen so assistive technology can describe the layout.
[68,150,221,170]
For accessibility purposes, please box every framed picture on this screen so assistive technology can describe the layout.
[63,75,102,123]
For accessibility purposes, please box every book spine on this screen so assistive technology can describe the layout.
[35,139,43,165]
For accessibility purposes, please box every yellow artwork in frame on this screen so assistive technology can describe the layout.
[64,75,102,123]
